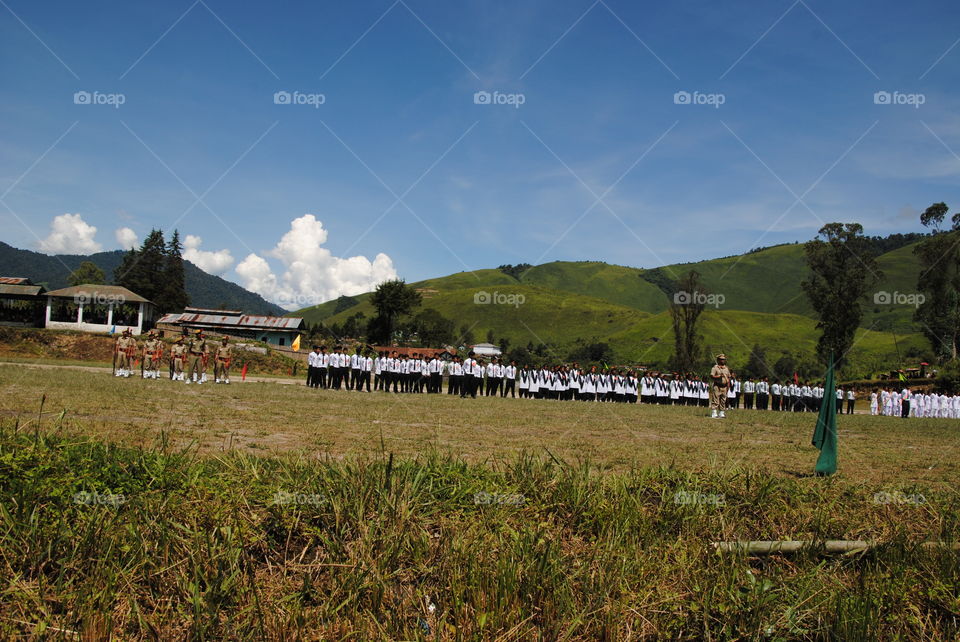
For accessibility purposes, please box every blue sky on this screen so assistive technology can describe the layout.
[2,0,959,308]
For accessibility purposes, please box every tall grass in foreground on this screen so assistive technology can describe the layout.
[0,412,957,640]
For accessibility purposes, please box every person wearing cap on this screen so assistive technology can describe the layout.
[114,328,135,377]
[170,336,186,381]
[142,330,161,379]
[709,354,732,418]
[214,336,232,384]
[185,329,208,384]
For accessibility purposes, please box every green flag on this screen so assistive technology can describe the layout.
[811,352,838,476]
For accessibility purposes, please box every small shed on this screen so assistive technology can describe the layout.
[156,307,304,347]
[0,277,47,327]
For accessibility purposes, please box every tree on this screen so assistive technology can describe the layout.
[402,309,455,347]
[332,295,359,315]
[498,264,533,280]
[743,344,771,379]
[567,341,613,365]
[801,223,881,369]
[920,202,950,231]
[114,229,167,304]
[457,324,475,348]
[773,354,797,381]
[68,261,104,286]
[367,280,422,345]
[914,202,960,361]
[669,270,706,373]
[157,229,189,313]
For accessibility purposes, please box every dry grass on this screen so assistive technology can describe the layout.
[1,363,958,488]
[1,363,959,639]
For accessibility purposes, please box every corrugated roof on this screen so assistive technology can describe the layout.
[0,284,44,296]
[0,277,32,285]
[44,284,151,304]
[184,306,242,316]
[157,312,303,331]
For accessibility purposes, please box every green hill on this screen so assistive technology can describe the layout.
[317,284,648,349]
[291,239,933,376]
[299,242,925,329]
[605,309,925,376]
[519,261,667,312]
[646,244,813,316]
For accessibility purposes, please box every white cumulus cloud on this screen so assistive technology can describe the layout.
[39,214,102,254]
[183,234,235,276]
[235,214,398,310]
[115,227,138,250]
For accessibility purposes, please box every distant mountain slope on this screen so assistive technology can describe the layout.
[297,242,924,330]
[0,242,284,315]
[643,244,813,316]
[312,284,648,347]
[288,240,929,372]
[605,309,925,374]
[520,261,667,312]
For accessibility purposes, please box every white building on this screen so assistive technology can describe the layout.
[471,342,502,356]
[44,284,155,335]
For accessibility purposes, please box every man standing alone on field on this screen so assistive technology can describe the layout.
[710,354,731,419]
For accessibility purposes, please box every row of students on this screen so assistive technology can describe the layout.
[871,388,960,418]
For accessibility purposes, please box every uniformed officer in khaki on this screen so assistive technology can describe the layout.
[214,336,232,384]
[709,354,731,418]
[170,336,187,381]
[185,329,208,384]
[114,329,136,377]
[142,330,161,379]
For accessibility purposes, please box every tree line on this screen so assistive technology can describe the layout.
[68,229,189,314]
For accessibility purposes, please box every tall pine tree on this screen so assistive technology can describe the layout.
[158,230,189,313]
[114,229,188,312]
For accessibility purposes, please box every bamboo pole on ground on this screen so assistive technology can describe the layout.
[712,540,960,554]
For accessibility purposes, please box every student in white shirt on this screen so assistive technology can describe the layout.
[756,378,769,410]
[503,361,517,398]
[669,374,682,405]
[568,364,580,401]
[640,373,655,404]
[350,348,363,391]
[580,367,596,401]
[742,378,756,409]
[626,372,639,403]
[517,365,530,398]
[528,365,541,399]
[460,352,478,398]
[358,351,373,392]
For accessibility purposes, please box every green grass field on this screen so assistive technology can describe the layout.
[1,364,958,638]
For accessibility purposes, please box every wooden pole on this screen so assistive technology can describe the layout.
[712,540,960,554]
